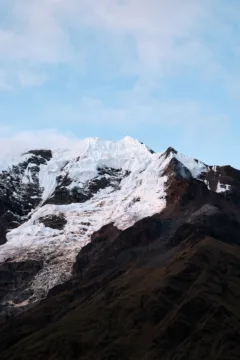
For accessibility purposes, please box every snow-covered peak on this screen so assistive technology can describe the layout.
[0,136,212,209]
[51,136,151,160]
[80,135,141,147]
[0,136,230,303]
[119,135,145,147]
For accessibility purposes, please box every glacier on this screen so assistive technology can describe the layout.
[0,136,229,303]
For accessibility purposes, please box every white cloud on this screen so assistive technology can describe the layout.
[0,0,225,88]
[0,0,238,166]
[0,0,238,170]
[0,69,12,91]
[0,0,75,89]
[0,128,79,168]
[17,71,47,88]
[0,0,71,63]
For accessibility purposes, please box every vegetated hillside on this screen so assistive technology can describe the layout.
[1,148,240,359]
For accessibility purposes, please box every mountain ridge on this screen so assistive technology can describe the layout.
[1,137,240,359]
[0,139,239,296]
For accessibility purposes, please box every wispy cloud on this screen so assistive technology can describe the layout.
[0,127,79,167]
[17,71,47,88]
[0,0,229,87]
[44,92,232,147]
[0,0,239,167]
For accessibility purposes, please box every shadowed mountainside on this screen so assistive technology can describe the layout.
[1,155,240,359]
[1,236,240,360]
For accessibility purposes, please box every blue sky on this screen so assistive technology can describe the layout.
[0,0,240,167]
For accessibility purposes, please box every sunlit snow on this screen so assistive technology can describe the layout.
[0,137,230,301]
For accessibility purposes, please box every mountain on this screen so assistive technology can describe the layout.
[1,136,240,359]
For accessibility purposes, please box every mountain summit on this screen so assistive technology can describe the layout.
[1,137,240,359]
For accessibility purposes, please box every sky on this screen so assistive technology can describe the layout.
[0,0,240,167]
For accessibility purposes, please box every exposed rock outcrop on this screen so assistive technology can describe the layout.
[0,259,43,324]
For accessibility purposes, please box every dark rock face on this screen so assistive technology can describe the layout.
[45,166,128,206]
[0,260,43,302]
[44,185,90,205]
[38,214,67,230]
[0,211,21,246]
[0,260,43,324]
[0,151,52,245]
[164,146,178,158]
[199,164,240,195]
[24,150,52,162]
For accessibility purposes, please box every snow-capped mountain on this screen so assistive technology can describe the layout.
[0,136,238,312]
[2,136,240,359]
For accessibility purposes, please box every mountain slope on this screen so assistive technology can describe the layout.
[1,200,240,359]
[1,137,240,359]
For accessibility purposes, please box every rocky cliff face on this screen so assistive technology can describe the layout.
[1,137,240,359]
[0,150,52,245]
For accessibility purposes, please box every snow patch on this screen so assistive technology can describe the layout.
[175,153,208,178]
[216,182,231,193]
